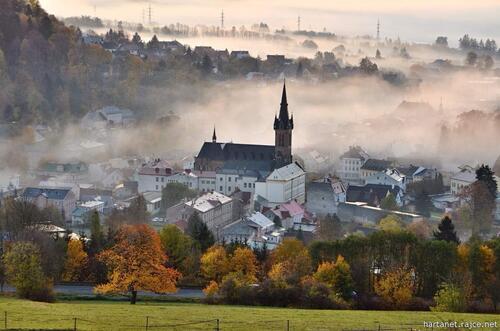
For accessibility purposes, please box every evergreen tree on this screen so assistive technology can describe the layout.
[89,211,103,255]
[186,212,215,252]
[433,216,459,244]
[475,164,498,199]
[415,190,432,217]
[201,55,213,76]
[380,193,398,211]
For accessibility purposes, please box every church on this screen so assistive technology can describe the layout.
[194,82,294,173]
[193,82,306,207]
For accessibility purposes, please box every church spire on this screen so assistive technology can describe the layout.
[274,80,293,130]
[212,126,217,142]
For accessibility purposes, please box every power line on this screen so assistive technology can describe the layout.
[297,15,301,32]
[221,9,224,30]
[377,19,380,40]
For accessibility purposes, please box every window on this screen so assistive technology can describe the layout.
[220,186,223,191]
[155,185,159,190]
[161,177,164,182]
[228,186,231,192]
[220,177,223,181]
[228,177,231,182]
[244,183,247,188]
[156,177,159,182]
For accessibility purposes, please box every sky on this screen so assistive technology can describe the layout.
[40,0,500,44]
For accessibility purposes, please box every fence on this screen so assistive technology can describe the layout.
[0,312,496,331]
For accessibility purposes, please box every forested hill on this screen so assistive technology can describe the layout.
[0,0,195,127]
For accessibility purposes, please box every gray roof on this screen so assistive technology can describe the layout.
[362,159,393,171]
[347,184,402,205]
[23,187,71,200]
[307,182,334,194]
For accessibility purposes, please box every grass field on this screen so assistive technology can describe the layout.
[0,296,499,331]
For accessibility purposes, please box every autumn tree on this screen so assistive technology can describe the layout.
[377,215,404,233]
[313,255,354,300]
[4,242,53,301]
[200,245,229,284]
[95,225,180,304]
[228,247,258,284]
[433,215,459,243]
[269,238,312,285]
[375,266,415,308]
[62,239,88,281]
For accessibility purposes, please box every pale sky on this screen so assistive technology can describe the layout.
[40,0,500,44]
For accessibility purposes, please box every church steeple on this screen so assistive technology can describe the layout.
[212,126,217,143]
[274,81,294,168]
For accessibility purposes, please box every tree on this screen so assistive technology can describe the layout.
[375,49,381,59]
[186,212,215,251]
[414,191,432,217]
[161,182,197,211]
[95,225,180,304]
[435,36,448,47]
[269,238,312,284]
[433,216,459,244]
[468,243,495,300]
[89,211,104,255]
[460,181,495,234]
[4,242,53,301]
[200,245,229,283]
[131,32,142,46]
[201,54,213,76]
[62,239,88,281]
[159,224,198,277]
[407,220,432,240]
[316,214,343,241]
[359,57,378,75]
[377,215,404,232]
[229,247,258,284]
[147,34,160,49]
[313,255,354,300]
[476,164,498,198]
[375,266,415,308]
[465,51,478,66]
[380,193,398,211]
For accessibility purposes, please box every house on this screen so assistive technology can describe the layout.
[185,191,234,233]
[347,184,404,207]
[360,158,394,181]
[266,55,286,66]
[216,168,262,196]
[81,106,135,130]
[222,212,281,248]
[137,159,174,193]
[339,146,369,184]
[263,200,306,229]
[365,168,406,192]
[71,200,104,225]
[430,193,460,212]
[306,180,345,218]
[80,187,114,212]
[254,162,306,208]
[143,191,163,215]
[22,187,77,221]
[397,165,438,183]
[230,50,250,59]
[37,161,89,183]
[450,165,476,196]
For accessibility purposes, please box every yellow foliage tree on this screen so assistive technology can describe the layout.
[313,255,354,300]
[62,239,88,282]
[95,224,181,304]
[375,266,415,308]
[269,238,312,284]
[229,247,258,284]
[200,245,229,283]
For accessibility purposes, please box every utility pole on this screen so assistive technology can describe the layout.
[221,10,225,30]
[376,19,380,40]
[297,15,301,32]
[148,2,152,26]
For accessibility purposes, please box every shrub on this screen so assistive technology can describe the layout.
[432,283,468,312]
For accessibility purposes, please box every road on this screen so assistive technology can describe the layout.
[3,284,205,298]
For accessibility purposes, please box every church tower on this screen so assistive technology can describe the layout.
[274,82,294,167]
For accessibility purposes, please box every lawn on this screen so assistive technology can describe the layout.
[0,296,499,331]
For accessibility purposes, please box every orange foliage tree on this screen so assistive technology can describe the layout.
[62,239,88,281]
[95,224,180,304]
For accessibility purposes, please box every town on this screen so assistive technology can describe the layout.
[0,0,500,329]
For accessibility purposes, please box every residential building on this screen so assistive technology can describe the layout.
[71,200,104,225]
[143,191,162,215]
[137,159,174,193]
[222,212,281,248]
[254,162,306,208]
[263,200,306,229]
[450,165,476,196]
[22,187,77,221]
[37,161,89,183]
[306,179,346,218]
[185,191,234,233]
[365,168,406,191]
[339,146,369,184]
[360,158,394,181]
[338,202,423,224]
[346,184,404,207]
[230,50,250,59]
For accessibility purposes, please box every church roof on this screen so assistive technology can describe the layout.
[196,142,276,171]
[274,82,293,130]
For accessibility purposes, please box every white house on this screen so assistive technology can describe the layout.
[216,169,260,196]
[137,159,175,193]
[222,212,282,248]
[365,168,406,192]
[450,166,476,196]
[339,146,369,184]
[143,191,163,215]
[254,162,306,208]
